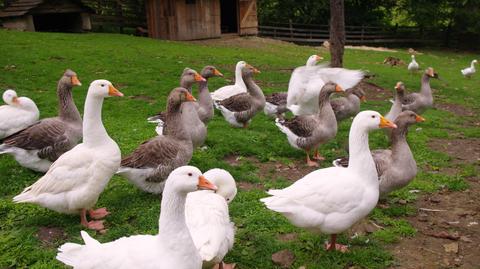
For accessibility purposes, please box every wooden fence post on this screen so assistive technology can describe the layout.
[289,19,293,38]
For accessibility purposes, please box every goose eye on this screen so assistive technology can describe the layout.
[188,173,192,176]
[371,115,375,118]
[226,198,230,201]
[101,84,105,87]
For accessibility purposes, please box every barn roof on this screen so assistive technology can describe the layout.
[0,0,93,18]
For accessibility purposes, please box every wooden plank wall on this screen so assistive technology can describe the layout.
[147,0,221,40]
[238,0,257,35]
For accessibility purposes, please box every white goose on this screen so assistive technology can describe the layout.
[264,54,323,117]
[286,62,364,116]
[407,55,419,73]
[186,169,237,269]
[211,61,248,101]
[261,111,397,252]
[57,166,218,269]
[0,89,39,139]
[13,80,123,231]
[461,59,477,78]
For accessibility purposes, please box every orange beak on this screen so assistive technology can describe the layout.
[194,73,207,82]
[198,175,217,191]
[360,95,367,102]
[108,85,124,97]
[379,116,397,129]
[185,92,196,102]
[335,85,344,92]
[12,96,19,104]
[214,69,224,77]
[315,55,324,61]
[71,76,82,86]
[415,115,426,122]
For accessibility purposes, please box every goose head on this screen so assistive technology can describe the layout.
[394,81,405,93]
[88,80,124,98]
[201,66,223,79]
[166,166,217,194]
[411,55,416,60]
[241,63,260,78]
[472,59,478,65]
[61,69,82,88]
[167,87,196,109]
[395,110,425,129]
[203,168,237,203]
[322,82,343,95]
[182,68,206,85]
[349,87,366,102]
[425,67,439,78]
[354,110,397,131]
[236,61,247,71]
[306,54,323,66]
[2,89,18,105]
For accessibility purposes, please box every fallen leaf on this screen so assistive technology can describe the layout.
[424,231,460,240]
[443,242,459,253]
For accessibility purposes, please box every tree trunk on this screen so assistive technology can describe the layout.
[329,0,345,67]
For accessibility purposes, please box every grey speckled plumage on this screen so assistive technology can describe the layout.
[264,92,289,116]
[401,68,438,114]
[331,87,366,121]
[334,111,424,196]
[119,87,194,194]
[277,82,340,151]
[215,65,265,127]
[0,70,82,170]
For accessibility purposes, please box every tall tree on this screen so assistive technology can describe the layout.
[329,0,345,67]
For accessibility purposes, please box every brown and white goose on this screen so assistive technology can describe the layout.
[117,88,196,194]
[333,111,424,196]
[0,69,82,172]
[276,82,343,166]
[401,67,438,114]
[215,64,265,128]
[330,87,366,121]
[147,68,205,136]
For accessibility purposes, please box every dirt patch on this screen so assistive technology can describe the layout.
[224,155,318,184]
[354,80,391,102]
[190,35,313,51]
[435,103,476,118]
[277,232,299,242]
[36,226,67,247]
[387,179,480,269]
[428,138,480,164]
[128,94,156,103]
[345,45,398,52]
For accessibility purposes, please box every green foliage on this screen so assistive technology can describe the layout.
[0,30,478,268]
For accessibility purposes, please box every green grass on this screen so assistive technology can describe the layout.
[0,30,478,268]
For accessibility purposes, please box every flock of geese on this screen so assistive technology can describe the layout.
[0,54,475,268]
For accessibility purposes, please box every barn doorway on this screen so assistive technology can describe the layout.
[220,0,238,34]
[32,13,83,32]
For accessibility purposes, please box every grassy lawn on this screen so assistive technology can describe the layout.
[0,30,478,269]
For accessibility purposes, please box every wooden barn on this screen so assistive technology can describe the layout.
[0,0,94,32]
[145,0,258,40]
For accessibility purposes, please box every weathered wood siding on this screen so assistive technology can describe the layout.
[238,0,257,35]
[147,0,221,40]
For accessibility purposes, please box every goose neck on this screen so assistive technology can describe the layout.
[420,74,432,95]
[158,188,189,238]
[235,67,247,89]
[82,94,109,146]
[180,79,194,93]
[57,83,81,122]
[347,124,376,177]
